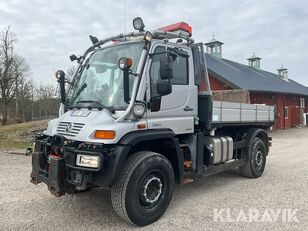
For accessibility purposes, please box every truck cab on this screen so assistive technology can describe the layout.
[30,18,274,226]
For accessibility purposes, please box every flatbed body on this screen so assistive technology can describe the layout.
[212,101,275,126]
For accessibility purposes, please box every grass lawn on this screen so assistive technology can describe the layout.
[0,120,49,151]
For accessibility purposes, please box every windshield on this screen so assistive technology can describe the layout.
[68,42,143,109]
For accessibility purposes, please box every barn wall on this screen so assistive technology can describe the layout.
[250,93,281,129]
[276,95,286,129]
[285,96,301,129]
[290,107,301,125]
[250,92,305,130]
[209,74,231,90]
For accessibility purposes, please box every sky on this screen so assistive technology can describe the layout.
[0,0,308,87]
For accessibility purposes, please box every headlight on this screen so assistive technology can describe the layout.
[133,103,146,118]
[76,154,101,168]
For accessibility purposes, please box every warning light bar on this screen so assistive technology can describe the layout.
[158,22,192,37]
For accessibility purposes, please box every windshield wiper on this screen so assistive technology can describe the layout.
[68,83,88,109]
[72,83,87,101]
[75,100,106,110]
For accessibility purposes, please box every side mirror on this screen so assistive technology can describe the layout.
[160,56,173,80]
[55,70,66,105]
[156,80,172,96]
[69,54,78,62]
[118,57,133,104]
[89,35,99,45]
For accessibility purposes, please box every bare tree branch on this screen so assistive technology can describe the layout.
[0,26,16,124]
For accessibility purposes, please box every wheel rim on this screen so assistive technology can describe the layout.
[255,150,264,171]
[139,171,164,208]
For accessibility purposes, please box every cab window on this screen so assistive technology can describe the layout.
[150,46,189,97]
[169,50,189,85]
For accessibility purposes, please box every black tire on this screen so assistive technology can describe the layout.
[239,137,267,178]
[111,151,175,226]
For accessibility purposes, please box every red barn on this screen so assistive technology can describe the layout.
[204,37,308,130]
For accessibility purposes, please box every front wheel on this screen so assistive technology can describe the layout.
[111,151,175,226]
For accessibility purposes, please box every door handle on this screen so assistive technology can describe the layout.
[184,106,193,112]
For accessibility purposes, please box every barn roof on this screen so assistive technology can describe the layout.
[205,54,308,96]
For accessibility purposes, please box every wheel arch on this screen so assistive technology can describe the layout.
[244,127,269,159]
[119,129,184,184]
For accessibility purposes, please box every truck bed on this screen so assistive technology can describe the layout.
[211,101,275,125]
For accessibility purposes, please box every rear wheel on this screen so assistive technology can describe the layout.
[111,151,175,226]
[239,137,267,178]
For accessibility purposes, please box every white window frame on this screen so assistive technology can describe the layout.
[300,98,305,108]
[284,106,288,119]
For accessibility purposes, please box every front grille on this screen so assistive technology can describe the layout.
[56,122,85,137]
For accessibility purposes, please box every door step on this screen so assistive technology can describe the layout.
[184,160,192,169]
[183,178,194,184]
[203,160,245,177]
[179,143,189,148]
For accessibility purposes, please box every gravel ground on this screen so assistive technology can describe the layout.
[0,128,307,231]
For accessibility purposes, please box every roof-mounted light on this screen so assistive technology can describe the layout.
[144,31,153,41]
[158,22,192,37]
[133,17,145,32]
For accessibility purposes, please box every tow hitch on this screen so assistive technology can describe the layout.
[30,152,66,197]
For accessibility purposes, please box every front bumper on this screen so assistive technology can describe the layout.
[30,150,103,196]
[30,135,130,196]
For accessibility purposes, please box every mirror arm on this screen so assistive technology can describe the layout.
[58,76,66,105]
[149,49,188,59]
[128,70,138,76]
[149,50,172,58]
[123,69,138,104]
[123,70,130,104]
[168,47,189,58]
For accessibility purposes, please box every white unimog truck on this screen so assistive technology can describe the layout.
[30,18,275,226]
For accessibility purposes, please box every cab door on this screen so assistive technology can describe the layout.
[145,43,197,134]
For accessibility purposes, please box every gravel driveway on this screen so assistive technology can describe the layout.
[0,128,307,231]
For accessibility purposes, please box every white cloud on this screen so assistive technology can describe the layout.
[1,0,307,86]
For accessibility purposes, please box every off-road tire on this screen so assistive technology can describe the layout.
[111,151,175,226]
[239,137,267,178]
